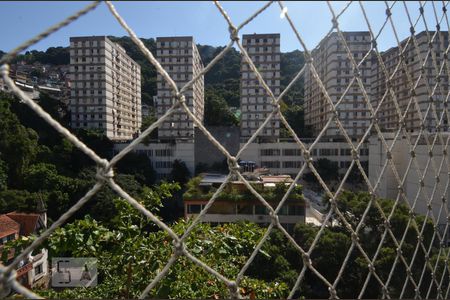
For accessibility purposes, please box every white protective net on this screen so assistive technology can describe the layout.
[1,1,450,299]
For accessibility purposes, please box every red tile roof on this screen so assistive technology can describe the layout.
[0,215,20,238]
[6,212,41,236]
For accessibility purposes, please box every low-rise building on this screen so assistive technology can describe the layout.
[0,212,49,290]
[183,173,305,232]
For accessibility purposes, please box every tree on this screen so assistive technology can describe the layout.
[140,114,158,145]
[36,211,289,299]
[0,93,39,188]
[0,189,41,213]
[280,50,304,105]
[169,159,191,185]
[0,159,7,191]
[303,158,339,189]
[115,152,156,186]
[204,90,239,126]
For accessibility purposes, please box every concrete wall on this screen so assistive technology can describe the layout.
[369,133,450,225]
[194,126,240,168]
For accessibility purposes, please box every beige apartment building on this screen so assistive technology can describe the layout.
[305,32,373,140]
[241,33,281,141]
[69,36,142,141]
[371,31,449,132]
[155,36,204,141]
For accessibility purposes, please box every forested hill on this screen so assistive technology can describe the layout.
[4,36,304,106]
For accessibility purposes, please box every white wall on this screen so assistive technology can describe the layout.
[369,133,450,225]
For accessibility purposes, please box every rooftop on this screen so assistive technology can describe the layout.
[0,215,19,239]
[6,212,42,236]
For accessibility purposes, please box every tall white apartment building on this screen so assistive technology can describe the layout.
[155,36,204,141]
[305,32,372,140]
[371,31,449,132]
[241,33,281,142]
[69,36,141,141]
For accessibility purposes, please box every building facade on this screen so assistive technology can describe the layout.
[0,212,49,290]
[69,36,142,141]
[184,174,305,232]
[155,36,204,141]
[371,31,449,132]
[369,132,450,236]
[238,140,369,180]
[114,141,195,180]
[305,32,373,140]
[241,33,281,141]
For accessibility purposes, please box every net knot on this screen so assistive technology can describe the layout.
[386,151,392,160]
[351,149,359,160]
[381,286,388,297]
[272,103,281,114]
[96,161,114,182]
[385,8,392,17]
[270,211,279,225]
[331,17,338,28]
[368,263,375,273]
[229,26,239,42]
[303,150,313,164]
[176,93,186,104]
[371,39,377,48]
[172,240,185,256]
[227,156,240,173]
[0,64,9,77]
[328,287,337,298]
[419,179,425,187]
[227,281,239,298]
[0,267,16,298]
[302,253,312,267]
[351,232,359,243]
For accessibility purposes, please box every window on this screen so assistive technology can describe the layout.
[255,205,268,215]
[260,149,280,156]
[155,149,173,157]
[288,205,305,216]
[188,204,202,214]
[283,149,301,156]
[34,264,43,275]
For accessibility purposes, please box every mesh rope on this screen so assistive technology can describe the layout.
[0,1,450,299]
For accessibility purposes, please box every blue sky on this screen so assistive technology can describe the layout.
[0,1,443,53]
